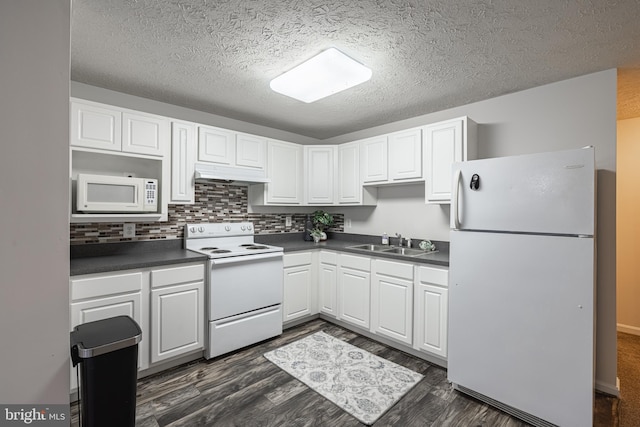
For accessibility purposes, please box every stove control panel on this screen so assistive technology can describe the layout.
[185,222,256,238]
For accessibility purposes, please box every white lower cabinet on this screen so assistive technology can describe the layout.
[371,259,414,345]
[149,263,205,364]
[337,254,371,329]
[283,252,316,322]
[69,261,206,393]
[318,251,338,317]
[70,271,145,391]
[413,265,449,358]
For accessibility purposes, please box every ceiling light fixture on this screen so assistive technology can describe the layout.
[269,48,372,103]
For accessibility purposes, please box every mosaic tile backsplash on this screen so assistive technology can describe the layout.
[70,182,344,245]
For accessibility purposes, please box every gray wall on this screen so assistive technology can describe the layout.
[326,69,618,394]
[0,1,70,403]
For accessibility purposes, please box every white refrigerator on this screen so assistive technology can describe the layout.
[448,147,595,427]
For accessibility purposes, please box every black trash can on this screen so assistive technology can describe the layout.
[70,315,142,427]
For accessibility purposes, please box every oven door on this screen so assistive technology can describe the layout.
[209,252,283,321]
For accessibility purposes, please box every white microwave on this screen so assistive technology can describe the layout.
[76,173,158,213]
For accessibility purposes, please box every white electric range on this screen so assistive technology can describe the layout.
[184,222,284,359]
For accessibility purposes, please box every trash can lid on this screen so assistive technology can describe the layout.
[70,315,142,359]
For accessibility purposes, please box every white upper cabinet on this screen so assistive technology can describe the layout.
[235,133,266,170]
[338,142,361,204]
[360,128,422,185]
[198,126,266,171]
[304,145,337,205]
[122,112,170,156]
[71,99,168,157]
[268,140,303,204]
[170,121,197,203]
[361,136,388,183]
[424,116,477,203]
[248,139,303,205]
[71,101,122,151]
[388,128,422,181]
[198,125,235,165]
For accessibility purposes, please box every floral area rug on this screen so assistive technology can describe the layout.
[263,331,423,425]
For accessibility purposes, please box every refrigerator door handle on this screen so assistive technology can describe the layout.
[452,168,461,230]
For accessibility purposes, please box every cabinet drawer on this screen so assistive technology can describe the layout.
[71,272,143,301]
[283,252,313,268]
[150,263,205,288]
[418,266,449,287]
[339,254,370,271]
[319,250,338,265]
[374,259,413,280]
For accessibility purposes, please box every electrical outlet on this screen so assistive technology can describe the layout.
[345,218,352,228]
[123,223,136,238]
[285,216,292,227]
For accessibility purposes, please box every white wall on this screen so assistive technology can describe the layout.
[0,1,70,403]
[617,117,640,334]
[330,70,619,394]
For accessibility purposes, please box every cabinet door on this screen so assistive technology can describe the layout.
[70,101,122,151]
[389,128,422,181]
[338,142,361,204]
[266,140,303,204]
[70,292,143,390]
[304,146,336,205]
[150,281,204,363]
[371,261,413,345]
[122,112,168,156]
[424,119,463,202]
[414,283,448,358]
[170,121,197,203]
[338,266,371,328]
[198,125,235,164]
[283,264,314,322]
[236,133,266,170]
[361,136,388,183]
[319,262,338,317]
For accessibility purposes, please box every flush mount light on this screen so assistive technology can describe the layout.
[269,48,372,103]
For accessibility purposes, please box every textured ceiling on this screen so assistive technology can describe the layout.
[71,0,640,140]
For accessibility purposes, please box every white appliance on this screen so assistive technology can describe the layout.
[184,222,283,359]
[76,173,157,213]
[448,147,595,427]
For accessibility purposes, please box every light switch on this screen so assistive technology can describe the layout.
[285,216,292,227]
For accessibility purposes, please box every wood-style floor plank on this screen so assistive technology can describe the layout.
[71,319,619,427]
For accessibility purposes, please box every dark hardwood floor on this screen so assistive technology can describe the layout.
[71,319,618,426]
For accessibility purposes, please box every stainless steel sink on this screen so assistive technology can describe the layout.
[347,244,391,251]
[347,244,438,258]
[380,247,425,256]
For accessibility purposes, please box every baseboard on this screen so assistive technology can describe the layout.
[617,323,640,336]
[595,377,620,397]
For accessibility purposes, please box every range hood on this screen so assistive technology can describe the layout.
[194,163,270,185]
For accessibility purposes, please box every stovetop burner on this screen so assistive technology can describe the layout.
[185,222,282,259]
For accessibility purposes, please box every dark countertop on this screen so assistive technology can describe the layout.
[256,232,449,267]
[70,232,449,276]
[70,240,207,276]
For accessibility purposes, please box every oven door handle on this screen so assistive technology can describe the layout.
[210,251,283,266]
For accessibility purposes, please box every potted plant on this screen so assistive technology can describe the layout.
[311,210,334,241]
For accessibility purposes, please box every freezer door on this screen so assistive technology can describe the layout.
[451,147,594,236]
[448,230,594,427]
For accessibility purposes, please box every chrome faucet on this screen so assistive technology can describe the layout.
[395,233,402,247]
